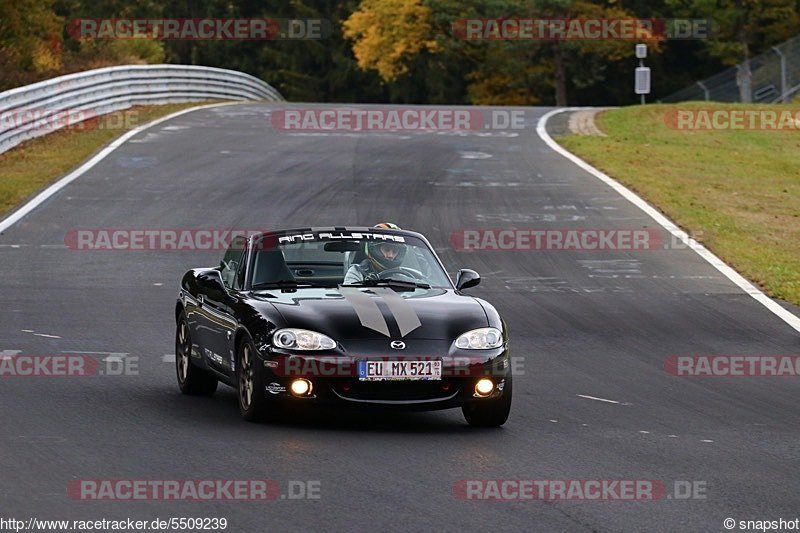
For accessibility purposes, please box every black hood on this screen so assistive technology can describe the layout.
[249,287,489,341]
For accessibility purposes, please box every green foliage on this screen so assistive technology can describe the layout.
[666,0,799,65]
[0,0,64,88]
[1,0,798,103]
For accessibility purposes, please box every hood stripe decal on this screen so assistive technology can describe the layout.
[339,287,391,336]
[370,287,422,337]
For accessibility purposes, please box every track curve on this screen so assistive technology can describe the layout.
[1,103,798,532]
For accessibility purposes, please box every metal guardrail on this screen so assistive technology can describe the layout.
[0,64,283,155]
[661,35,800,103]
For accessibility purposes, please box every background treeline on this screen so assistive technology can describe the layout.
[1,0,798,104]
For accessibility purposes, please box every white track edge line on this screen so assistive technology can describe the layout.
[536,107,800,334]
[0,102,241,234]
[577,394,622,404]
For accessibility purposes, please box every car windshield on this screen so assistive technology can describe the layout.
[250,232,452,289]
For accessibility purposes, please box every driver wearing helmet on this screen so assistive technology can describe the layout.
[343,223,407,284]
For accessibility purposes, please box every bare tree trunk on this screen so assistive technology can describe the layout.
[554,45,568,106]
[737,30,752,103]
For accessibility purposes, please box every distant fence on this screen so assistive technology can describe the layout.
[0,64,283,155]
[661,35,800,103]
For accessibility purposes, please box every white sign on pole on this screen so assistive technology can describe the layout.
[635,67,651,94]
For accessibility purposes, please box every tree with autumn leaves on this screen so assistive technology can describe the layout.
[0,0,164,91]
[343,0,664,105]
[343,0,798,105]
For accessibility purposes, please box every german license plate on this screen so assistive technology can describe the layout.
[358,360,442,381]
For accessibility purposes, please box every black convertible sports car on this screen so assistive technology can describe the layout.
[175,226,512,426]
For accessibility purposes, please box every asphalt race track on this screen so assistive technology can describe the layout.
[1,104,798,532]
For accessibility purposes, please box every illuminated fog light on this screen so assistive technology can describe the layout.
[290,378,313,396]
[474,378,494,397]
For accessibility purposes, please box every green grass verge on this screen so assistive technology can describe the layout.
[0,102,220,219]
[558,103,800,307]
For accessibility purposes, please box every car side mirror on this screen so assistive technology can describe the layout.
[197,269,226,294]
[456,269,480,290]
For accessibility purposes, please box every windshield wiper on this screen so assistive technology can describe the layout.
[251,280,324,290]
[344,278,430,290]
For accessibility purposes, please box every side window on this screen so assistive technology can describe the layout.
[220,236,247,290]
[234,248,248,290]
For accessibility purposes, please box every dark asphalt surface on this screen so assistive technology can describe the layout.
[1,103,799,532]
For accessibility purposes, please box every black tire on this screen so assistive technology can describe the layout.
[176,313,218,396]
[462,377,512,427]
[237,338,271,422]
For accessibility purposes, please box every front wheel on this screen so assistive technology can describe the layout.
[237,339,271,422]
[462,377,512,427]
[176,313,218,396]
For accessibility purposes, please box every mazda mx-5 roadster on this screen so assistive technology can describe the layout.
[175,226,512,426]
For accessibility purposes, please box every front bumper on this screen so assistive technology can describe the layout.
[254,344,511,411]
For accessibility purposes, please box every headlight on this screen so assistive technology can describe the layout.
[455,327,503,350]
[272,328,336,350]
